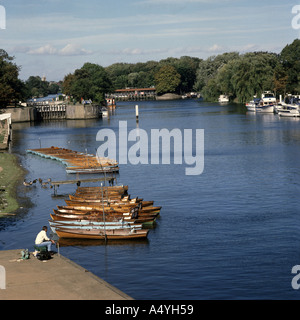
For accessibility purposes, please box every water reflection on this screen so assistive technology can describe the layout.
[56,237,149,248]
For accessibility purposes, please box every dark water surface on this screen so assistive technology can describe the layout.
[1,100,300,300]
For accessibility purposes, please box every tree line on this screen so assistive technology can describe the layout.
[1,39,300,107]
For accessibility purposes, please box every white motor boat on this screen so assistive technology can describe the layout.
[276,95,300,117]
[101,107,108,117]
[246,98,260,112]
[256,91,276,113]
[218,94,229,103]
[246,92,276,113]
[278,107,300,117]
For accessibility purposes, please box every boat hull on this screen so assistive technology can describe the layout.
[49,220,142,228]
[50,223,142,233]
[278,109,300,117]
[50,213,156,225]
[55,227,149,240]
[255,106,274,113]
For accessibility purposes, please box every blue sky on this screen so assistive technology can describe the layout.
[0,0,298,81]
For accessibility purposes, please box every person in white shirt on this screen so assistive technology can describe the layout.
[35,226,55,253]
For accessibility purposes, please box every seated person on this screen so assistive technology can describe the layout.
[34,226,55,255]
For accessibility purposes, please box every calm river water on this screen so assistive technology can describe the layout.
[1,99,300,300]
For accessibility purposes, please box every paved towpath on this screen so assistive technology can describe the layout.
[0,249,133,300]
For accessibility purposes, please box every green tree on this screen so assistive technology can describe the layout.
[273,65,288,97]
[127,72,140,87]
[216,63,236,99]
[105,61,159,89]
[113,74,128,89]
[154,65,181,95]
[228,52,280,102]
[104,57,199,93]
[202,78,222,102]
[62,73,76,96]
[197,51,281,103]
[194,52,239,93]
[105,63,132,89]
[174,56,201,94]
[25,76,49,99]
[48,82,60,94]
[0,49,24,108]
[280,39,300,93]
[63,63,114,104]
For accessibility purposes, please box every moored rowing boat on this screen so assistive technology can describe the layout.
[48,182,161,239]
[55,227,149,240]
[64,199,161,213]
[68,195,154,207]
[49,220,142,233]
[50,213,156,226]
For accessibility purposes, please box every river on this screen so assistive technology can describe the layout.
[1,99,300,300]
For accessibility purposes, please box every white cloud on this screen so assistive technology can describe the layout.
[208,44,225,52]
[22,44,92,56]
[28,44,58,55]
[108,47,169,56]
[59,44,92,56]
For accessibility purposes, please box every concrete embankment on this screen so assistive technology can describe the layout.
[5,104,101,123]
[5,107,37,123]
[0,249,133,300]
[65,104,102,120]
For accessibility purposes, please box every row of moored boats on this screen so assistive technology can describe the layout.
[27,147,119,174]
[246,92,300,117]
[49,185,161,240]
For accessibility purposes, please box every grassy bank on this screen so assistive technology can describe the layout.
[0,152,26,217]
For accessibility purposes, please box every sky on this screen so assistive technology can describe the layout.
[0,0,299,81]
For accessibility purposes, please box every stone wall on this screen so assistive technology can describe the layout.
[5,107,37,123]
[65,104,101,120]
[5,105,101,122]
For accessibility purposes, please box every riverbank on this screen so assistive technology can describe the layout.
[0,152,26,217]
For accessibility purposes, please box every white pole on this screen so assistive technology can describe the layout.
[135,105,139,121]
[101,183,107,243]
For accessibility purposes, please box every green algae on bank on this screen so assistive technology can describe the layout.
[0,152,26,216]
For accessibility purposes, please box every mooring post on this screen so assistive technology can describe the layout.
[135,105,139,122]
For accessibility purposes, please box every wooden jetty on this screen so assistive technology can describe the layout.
[49,177,118,195]
[26,147,119,174]
[106,88,157,101]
